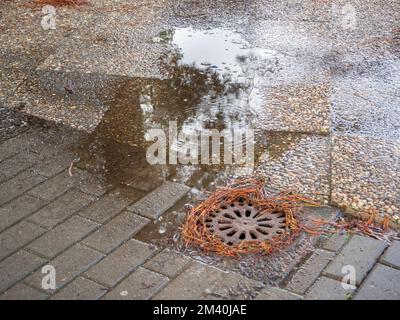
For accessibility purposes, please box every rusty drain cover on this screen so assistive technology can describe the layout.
[205,198,287,246]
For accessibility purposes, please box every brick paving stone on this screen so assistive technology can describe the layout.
[35,153,75,178]
[28,172,77,201]
[0,283,47,300]
[153,262,226,300]
[322,232,350,252]
[255,287,301,300]
[27,216,99,259]
[203,271,264,300]
[79,191,132,224]
[324,235,387,285]
[0,195,45,232]
[82,211,149,254]
[0,133,42,162]
[380,241,400,270]
[85,239,157,287]
[144,249,192,278]
[0,152,39,183]
[127,181,190,219]
[0,221,47,260]
[103,267,168,300]
[0,250,46,292]
[50,277,106,300]
[0,169,46,205]
[28,189,94,228]
[305,276,354,300]
[25,244,104,292]
[355,264,400,300]
[74,169,107,197]
[287,249,335,295]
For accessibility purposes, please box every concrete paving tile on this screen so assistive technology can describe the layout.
[331,135,400,216]
[255,133,331,203]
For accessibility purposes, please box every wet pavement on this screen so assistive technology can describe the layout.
[0,0,399,300]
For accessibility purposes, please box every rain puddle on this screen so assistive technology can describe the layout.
[75,27,279,190]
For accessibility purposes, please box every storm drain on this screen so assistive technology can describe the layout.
[205,198,287,246]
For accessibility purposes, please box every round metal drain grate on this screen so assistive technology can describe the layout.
[205,199,287,246]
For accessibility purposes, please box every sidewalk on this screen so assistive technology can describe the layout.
[0,0,399,299]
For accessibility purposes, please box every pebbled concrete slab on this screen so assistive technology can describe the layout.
[255,133,331,203]
[331,135,400,216]
[324,235,388,285]
[355,264,400,300]
[127,181,190,219]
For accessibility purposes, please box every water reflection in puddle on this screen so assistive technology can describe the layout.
[76,27,272,191]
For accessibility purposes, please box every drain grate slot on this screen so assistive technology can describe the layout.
[206,199,286,245]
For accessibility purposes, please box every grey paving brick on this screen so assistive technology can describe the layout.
[305,276,355,300]
[322,232,350,252]
[0,250,46,292]
[35,153,75,178]
[79,191,132,224]
[355,264,400,300]
[0,195,45,232]
[74,169,107,197]
[287,249,335,294]
[144,249,192,278]
[28,189,94,228]
[0,133,41,162]
[153,262,225,300]
[28,172,77,201]
[127,181,190,219]
[0,152,39,183]
[85,239,157,287]
[27,216,99,259]
[0,169,46,205]
[203,271,264,300]
[82,211,149,254]
[50,277,106,300]
[255,287,301,300]
[380,241,400,270]
[0,283,47,300]
[0,221,47,260]
[103,267,168,300]
[25,244,104,292]
[324,235,388,285]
